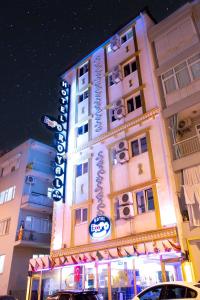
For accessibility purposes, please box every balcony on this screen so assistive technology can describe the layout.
[21,193,53,214]
[173,135,200,159]
[15,229,51,249]
[26,161,54,180]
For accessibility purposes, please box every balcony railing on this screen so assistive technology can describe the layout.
[21,193,53,208]
[173,135,200,159]
[16,229,51,244]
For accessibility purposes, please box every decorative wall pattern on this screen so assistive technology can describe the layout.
[93,55,104,132]
[95,150,105,215]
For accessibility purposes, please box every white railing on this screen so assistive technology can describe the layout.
[173,135,200,159]
[21,194,53,208]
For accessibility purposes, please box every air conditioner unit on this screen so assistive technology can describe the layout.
[115,140,128,153]
[118,192,133,206]
[119,205,134,219]
[110,34,121,52]
[114,98,124,109]
[25,175,35,184]
[114,106,126,120]
[116,150,129,164]
[112,66,122,84]
[178,118,192,132]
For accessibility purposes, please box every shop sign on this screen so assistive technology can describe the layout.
[42,80,70,202]
[89,216,111,239]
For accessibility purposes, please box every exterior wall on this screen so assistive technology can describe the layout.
[149,0,200,281]
[0,139,54,297]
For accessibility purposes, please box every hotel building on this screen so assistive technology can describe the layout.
[149,0,200,282]
[26,7,192,300]
[0,139,55,299]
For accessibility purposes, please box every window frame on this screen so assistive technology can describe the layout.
[76,162,88,178]
[0,186,16,205]
[120,29,133,45]
[0,218,11,236]
[130,136,147,157]
[136,188,155,215]
[79,62,89,78]
[123,59,137,77]
[126,93,141,113]
[77,122,89,136]
[75,207,88,225]
[78,89,89,104]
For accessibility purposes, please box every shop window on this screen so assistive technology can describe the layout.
[161,53,200,95]
[0,255,5,273]
[0,218,10,236]
[121,29,133,45]
[79,89,89,103]
[131,136,147,157]
[77,123,88,136]
[136,188,154,214]
[123,60,137,77]
[75,208,88,225]
[76,162,88,177]
[79,63,88,77]
[127,94,141,113]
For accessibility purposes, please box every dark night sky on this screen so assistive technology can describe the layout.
[0,0,189,152]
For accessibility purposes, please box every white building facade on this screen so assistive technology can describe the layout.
[0,139,55,299]
[149,0,200,282]
[26,10,190,300]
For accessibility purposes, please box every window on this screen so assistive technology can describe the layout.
[110,108,117,122]
[162,53,200,95]
[75,208,88,225]
[131,136,147,157]
[121,29,133,45]
[0,218,10,236]
[136,188,154,214]
[25,216,50,233]
[0,154,21,177]
[79,89,89,103]
[127,94,141,113]
[0,255,5,273]
[79,63,88,77]
[76,162,88,177]
[123,60,137,77]
[108,74,114,86]
[0,186,16,205]
[77,123,88,136]
[139,285,163,300]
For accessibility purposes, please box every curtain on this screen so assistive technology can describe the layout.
[183,165,200,226]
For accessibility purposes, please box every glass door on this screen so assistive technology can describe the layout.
[30,276,41,300]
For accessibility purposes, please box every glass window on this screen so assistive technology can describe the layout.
[0,255,5,273]
[76,164,82,177]
[121,34,127,44]
[124,64,131,77]
[0,219,10,236]
[139,286,163,300]
[83,162,88,174]
[131,140,139,156]
[131,61,137,72]
[127,98,134,113]
[109,74,114,86]
[135,95,141,109]
[75,209,82,224]
[175,62,191,89]
[79,63,88,77]
[136,191,145,214]
[146,188,154,211]
[186,288,198,298]
[165,285,187,299]
[110,109,117,122]
[75,208,88,224]
[140,137,147,153]
[82,208,88,222]
[78,123,88,136]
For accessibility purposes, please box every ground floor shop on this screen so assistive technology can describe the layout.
[26,227,193,300]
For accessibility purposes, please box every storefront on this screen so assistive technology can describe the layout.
[26,227,188,300]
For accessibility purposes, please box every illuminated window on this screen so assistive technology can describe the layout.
[136,188,154,214]
[131,136,147,157]
[0,218,10,236]
[127,94,141,113]
[75,208,88,225]
[0,255,5,273]
[123,60,137,77]
[79,62,88,77]
[0,186,16,205]
[76,162,88,177]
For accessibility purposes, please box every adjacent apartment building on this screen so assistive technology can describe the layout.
[149,0,200,281]
[0,139,55,299]
[26,8,192,300]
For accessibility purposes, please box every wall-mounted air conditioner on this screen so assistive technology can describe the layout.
[114,106,126,120]
[116,150,129,164]
[112,66,122,84]
[115,140,128,153]
[25,175,35,184]
[110,34,121,52]
[119,205,134,219]
[178,118,192,133]
[118,192,133,206]
[114,98,124,109]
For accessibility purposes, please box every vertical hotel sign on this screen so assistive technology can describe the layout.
[41,80,70,202]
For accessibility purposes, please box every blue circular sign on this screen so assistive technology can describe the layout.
[52,190,62,202]
[89,216,111,240]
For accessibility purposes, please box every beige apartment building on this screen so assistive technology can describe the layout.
[0,139,55,299]
[149,0,200,282]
